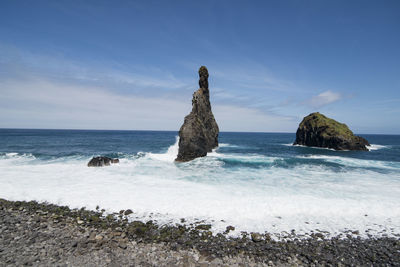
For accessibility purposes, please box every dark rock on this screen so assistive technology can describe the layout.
[195,224,212,231]
[124,209,133,216]
[224,226,235,234]
[175,66,219,162]
[87,156,119,167]
[293,112,370,151]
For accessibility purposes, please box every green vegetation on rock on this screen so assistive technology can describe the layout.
[299,112,354,139]
[294,112,370,151]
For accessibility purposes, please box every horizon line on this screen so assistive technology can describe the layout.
[0,127,397,136]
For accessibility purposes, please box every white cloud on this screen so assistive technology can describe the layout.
[0,44,192,93]
[307,90,342,108]
[0,78,297,132]
[0,46,299,132]
[213,105,296,132]
[0,78,189,130]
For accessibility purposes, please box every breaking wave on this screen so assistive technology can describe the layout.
[1,134,399,239]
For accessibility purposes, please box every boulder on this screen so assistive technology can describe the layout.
[293,112,370,151]
[175,66,219,162]
[87,156,119,167]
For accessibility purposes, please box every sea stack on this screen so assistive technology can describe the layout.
[293,112,370,151]
[175,66,219,162]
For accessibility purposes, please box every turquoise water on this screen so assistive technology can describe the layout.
[1,129,399,238]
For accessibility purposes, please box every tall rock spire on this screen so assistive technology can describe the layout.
[175,66,219,162]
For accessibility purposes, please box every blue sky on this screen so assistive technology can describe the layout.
[0,0,399,133]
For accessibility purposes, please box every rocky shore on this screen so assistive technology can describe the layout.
[1,199,399,266]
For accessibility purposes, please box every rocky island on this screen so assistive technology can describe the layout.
[293,112,370,151]
[175,66,219,162]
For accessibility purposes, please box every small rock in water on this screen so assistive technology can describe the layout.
[87,156,119,167]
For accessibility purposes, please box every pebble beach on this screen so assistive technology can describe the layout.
[1,198,399,266]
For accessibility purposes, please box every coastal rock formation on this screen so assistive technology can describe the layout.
[293,112,370,151]
[175,66,219,162]
[87,156,119,167]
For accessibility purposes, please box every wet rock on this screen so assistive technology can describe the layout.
[224,225,235,234]
[124,209,133,216]
[175,66,219,162]
[293,112,370,151]
[195,224,212,231]
[87,156,119,167]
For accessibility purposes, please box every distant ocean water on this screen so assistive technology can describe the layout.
[1,129,399,239]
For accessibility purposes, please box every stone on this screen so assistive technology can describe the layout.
[224,226,235,234]
[124,209,133,216]
[118,242,127,249]
[293,112,370,151]
[87,156,119,167]
[195,224,212,231]
[95,235,103,241]
[251,233,263,242]
[175,66,219,162]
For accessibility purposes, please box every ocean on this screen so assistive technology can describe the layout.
[1,129,399,239]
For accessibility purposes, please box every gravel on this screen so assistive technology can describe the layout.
[0,198,399,266]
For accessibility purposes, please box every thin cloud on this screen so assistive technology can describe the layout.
[306,90,342,108]
[0,77,298,132]
[0,44,192,92]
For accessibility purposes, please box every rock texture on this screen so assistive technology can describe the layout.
[87,157,119,167]
[293,112,370,151]
[176,66,219,162]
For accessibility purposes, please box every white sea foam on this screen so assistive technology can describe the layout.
[282,143,294,147]
[208,151,278,164]
[218,143,240,148]
[288,143,390,152]
[1,141,400,239]
[0,152,36,165]
[367,144,389,151]
[290,144,337,151]
[298,154,400,170]
[146,136,179,162]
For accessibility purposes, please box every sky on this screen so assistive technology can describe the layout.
[0,0,399,134]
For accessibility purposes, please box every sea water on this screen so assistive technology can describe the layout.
[0,129,399,239]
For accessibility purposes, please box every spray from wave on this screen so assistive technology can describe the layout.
[146,136,179,162]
